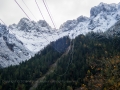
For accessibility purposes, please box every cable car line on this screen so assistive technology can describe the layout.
[14,0,31,20]
[42,0,61,41]
[42,0,56,29]
[35,0,45,20]
[22,0,37,20]
[34,0,61,52]
[42,0,62,45]
[0,19,6,25]
[14,0,50,42]
[54,38,74,76]
[14,0,61,53]
[35,0,56,42]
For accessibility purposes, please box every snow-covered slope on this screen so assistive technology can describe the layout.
[106,19,120,37]
[0,2,119,67]
[9,18,62,53]
[9,2,120,53]
[0,23,32,67]
[60,2,120,38]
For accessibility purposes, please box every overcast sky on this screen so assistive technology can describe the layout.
[0,0,120,28]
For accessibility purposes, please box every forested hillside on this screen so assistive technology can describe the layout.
[36,32,120,90]
[0,32,120,90]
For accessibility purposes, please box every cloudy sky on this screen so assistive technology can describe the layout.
[0,0,120,28]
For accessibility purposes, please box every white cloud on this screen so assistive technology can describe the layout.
[0,0,120,28]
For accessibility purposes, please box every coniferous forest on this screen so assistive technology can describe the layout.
[0,32,120,90]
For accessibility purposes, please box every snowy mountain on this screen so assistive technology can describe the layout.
[9,18,60,53]
[0,23,33,67]
[60,2,120,38]
[1,2,120,67]
[106,19,120,36]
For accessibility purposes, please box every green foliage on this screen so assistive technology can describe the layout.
[36,33,120,90]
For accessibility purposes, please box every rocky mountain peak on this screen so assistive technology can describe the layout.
[38,20,49,27]
[37,20,51,30]
[0,23,9,36]
[17,18,34,31]
[77,16,89,22]
[59,20,78,31]
[90,2,118,17]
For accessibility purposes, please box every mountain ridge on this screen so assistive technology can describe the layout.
[0,2,120,67]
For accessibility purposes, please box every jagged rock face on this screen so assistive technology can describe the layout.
[8,18,57,53]
[87,2,120,31]
[116,14,120,20]
[90,2,118,17]
[88,20,98,30]
[9,24,17,30]
[106,20,120,36]
[59,2,120,33]
[15,18,53,33]
[0,23,32,68]
[9,2,120,53]
[59,20,78,31]
[37,20,51,29]
[0,24,9,37]
[77,16,89,22]
[59,16,89,32]
[17,18,34,31]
